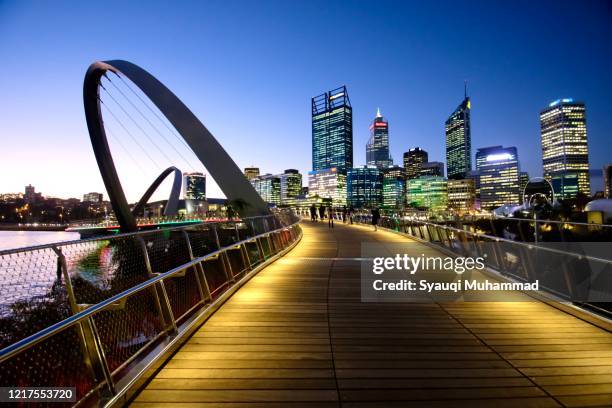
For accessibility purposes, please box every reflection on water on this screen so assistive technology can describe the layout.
[0,231,81,251]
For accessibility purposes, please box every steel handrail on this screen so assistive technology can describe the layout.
[0,219,299,363]
[0,215,276,256]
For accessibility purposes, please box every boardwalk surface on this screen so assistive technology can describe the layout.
[132,221,612,407]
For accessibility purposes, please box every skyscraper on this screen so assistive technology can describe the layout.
[604,164,612,199]
[312,86,353,174]
[183,172,206,200]
[279,169,302,206]
[476,146,520,209]
[540,99,590,199]
[403,148,428,180]
[445,89,472,179]
[347,166,383,208]
[251,174,281,205]
[366,108,392,168]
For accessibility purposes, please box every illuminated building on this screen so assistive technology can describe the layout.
[183,172,206,200]
[447,179,475,213]
[420,162,445,177]
[366,108,392,168]
[347,166,382,208]
[382,165,406,209]
[406,176,447,211]
[251,174,281,205]
[312,86,353,173]
[244,167,260,180]
[445,89,472,179]
[540,99,590,199]
[475,146,520,209]
[83,192,103,203]
[279,169,302,206]
[519,172,530,203]
[403,148,428,179]
[604,164,612,199]
[308,168,347,205]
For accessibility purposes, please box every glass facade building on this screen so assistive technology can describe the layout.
[403,148,428,180]
[382,166,406,209]
[420,162,445,177]
[308,168,347,206]
[366,108,392,168]
[406,176,448,212]
[475,146,520,209]
[251,174,281,205]
[447,179,475,213]
[279,169,302,206]
[445,96,472,179]
[183,172,206,200]
[347,166,383,208]
[540,99,590,199]
[312,86,353,174]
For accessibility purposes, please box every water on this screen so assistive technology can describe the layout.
[0,230,81,251]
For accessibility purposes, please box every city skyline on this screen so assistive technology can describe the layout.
[1,1,611,201]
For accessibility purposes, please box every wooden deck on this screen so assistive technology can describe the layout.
[132,221,612,407]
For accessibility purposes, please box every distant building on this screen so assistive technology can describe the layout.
[308,168,347,206]
[604,164,612,199]
[382,166,406,209]
[519,172,530,202]
[83,192,103,203]
[279,169,302,206]
[447,179,475,213]
[403,148,428,180]
[476,146,520,209]
[347,166,382,208]
[24,184,41,203]
[183,172,206,200]
[407,176,448,212]
[366,108,392,168]
[312,86,353,173]
[244,167,260,180]
[540,99,590,199]
[420,162,445,177]
[445,89,472,179]
[251,174,281,205]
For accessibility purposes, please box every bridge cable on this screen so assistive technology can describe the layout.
[104,125,149,177]
[100,83,177,168]
[114,73,197,158]
[105,75,200,171]
[99,98,162,170]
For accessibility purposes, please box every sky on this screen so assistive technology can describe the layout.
[0,0,611,202]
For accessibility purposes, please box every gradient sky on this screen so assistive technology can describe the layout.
[1,0,611,202]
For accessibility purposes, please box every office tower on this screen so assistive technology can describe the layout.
[447,179,476,213]
[312,86,353,173]
[83,192,103,203]
[519,172,530,203]
[445,89,472,179]
[279,169,302,206]
[347,166,383,208]
[406,176,448,212]
[366,108,392,168]
[540,99,590,199]
[382,166,406,209]
[419,162,445,177]
[24,184,40,203]
[308,168,347,205]
[251,174,281,205]
[475,146,520,209]
[244,167,260,180]
[183,172,206,200]
[604,164,612,199]
[403,148,429,180]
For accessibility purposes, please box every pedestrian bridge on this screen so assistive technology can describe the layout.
[1,217,611,408]
[132,221,612,408]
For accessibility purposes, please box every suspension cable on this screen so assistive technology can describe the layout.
[105,125,148,177]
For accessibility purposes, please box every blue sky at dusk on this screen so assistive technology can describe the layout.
[0,0,611,201]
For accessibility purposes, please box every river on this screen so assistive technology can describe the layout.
[0,230,81,251]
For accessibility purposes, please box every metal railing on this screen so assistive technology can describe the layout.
[0,212,302,406]
[351,214,612,315]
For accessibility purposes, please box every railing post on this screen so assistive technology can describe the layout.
[235,223,252,271]
[182,230,211,303]
[137,237,178,335]
[212,224,234,283]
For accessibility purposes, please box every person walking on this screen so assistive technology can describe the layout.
[318,205,325,221]
[348,205,354,224]
[310,204,317,222]
[341,206,347,223]
[327,205,334,228]
[371,207,380,231]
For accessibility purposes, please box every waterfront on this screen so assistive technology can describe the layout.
[0,230,80,251]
